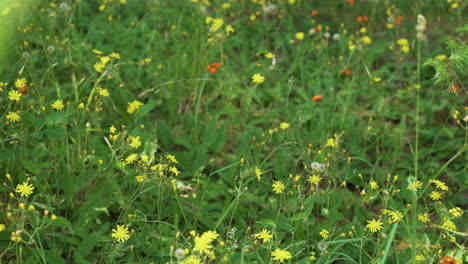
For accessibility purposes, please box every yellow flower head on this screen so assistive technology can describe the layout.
[255,229,272,242]
[271,248,292,263]
[319,229,329,239]
[251,73,265,84]
[366,218,383,232]
[15,182,34,197]
[14,78,27,88]
[272,180,285,194]
[6,111,21,122]
[8,90,22,102]
[51,100,65,110]
[295,32,305,40]
[111,225,130,242]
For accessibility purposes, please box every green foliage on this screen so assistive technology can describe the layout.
[424,24,467,92]
[0,0,467,263]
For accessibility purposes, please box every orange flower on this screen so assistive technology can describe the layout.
[347,0,356,4]
[441,256,457,264]
[394,16,404,25]
[312,94,323,102]
[356,16,369,22]
[310,10,319,17]
[206,62,222,74]
[18,85,29,95]
[314,25,322,32]
[340,68,352,76]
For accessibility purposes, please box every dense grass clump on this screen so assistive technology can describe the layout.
[0,0,466,263]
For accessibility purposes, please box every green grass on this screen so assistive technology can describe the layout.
[0,0,466,263]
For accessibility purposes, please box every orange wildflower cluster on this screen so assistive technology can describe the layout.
[310,10,319,17]
[394,16,404,25]
[441,256,457,264]
[312,94,323,102]
[18,85,29,94]
[206,62,222,74]
[357,16,369,22]
[340,68,352,76]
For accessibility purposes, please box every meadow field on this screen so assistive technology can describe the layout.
[0,0,466,263]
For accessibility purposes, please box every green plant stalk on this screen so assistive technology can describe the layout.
[381,223,398,264]
[410,37,422,264]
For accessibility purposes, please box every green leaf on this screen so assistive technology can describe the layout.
[77,232,99,257]
[51,217,71,228]
[44,250,66,264]
[291,212,308,221]
[135,99,161,118]
[46,111,68,125]
[22,160,53,175]
[257,219,275,226]
[44,126,66,139]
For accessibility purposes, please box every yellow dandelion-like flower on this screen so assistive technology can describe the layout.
[0,224,5,232]
[415,254,425,262]
[429,191,442,200]
[211,18,224,32]
[319,229,329,239]
[369,180,378,190]
[272,180,285,194]
[51,100,65,110]
[448,207,463,217]
[110,125,117,134]
[111,225,130,242]
[361,36,372,45]
[14,78,27,88]
[308,175,322,185]
[255,166,262,181]
[8,90,22,102]
[326,138,336,148]
[255,229,273,242]
[279,122,290,130]
[169,167,180,176]
[15,182,34,197]
[265,52,274,59]
[271,248,292,263]
[166,154,178,163]
[430,180,448,191]
[295,32,305,40]
[6,111,21,122]
[98,87,110,97]
[366,218,383,232]
[125,153,138,164]
[225,25,235,34]
[407,180,423,192]
[442,219,457,231]
[193,230,218,254]
[110,52,121,59]
[127,100,144,114]
[128,136,141,148]
[181,255,201,264]
[417,213,430,223]
[388,210,403,223]
[251,73,265,84]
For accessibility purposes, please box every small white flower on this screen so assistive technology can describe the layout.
[263,4,277,13]
[324,32,330,39]
[311,162,320,170]
[333,33,340,40]
[175,248,185,258]
[308,28,317,35]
